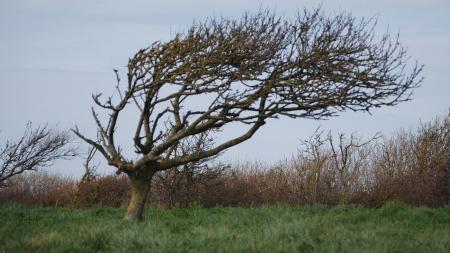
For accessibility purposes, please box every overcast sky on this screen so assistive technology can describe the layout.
[1,0,449,177]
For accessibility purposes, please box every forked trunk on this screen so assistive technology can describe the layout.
[124,172,154,222]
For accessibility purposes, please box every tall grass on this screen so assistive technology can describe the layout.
[0,203,449,253]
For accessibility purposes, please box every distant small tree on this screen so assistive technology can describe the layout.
[74,8,422,221]
[0,123,77,188]
[72,146,99,206]
[297,128,380,203]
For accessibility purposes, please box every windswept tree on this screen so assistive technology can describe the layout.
[0,123,77,188]
[73,9,422,221]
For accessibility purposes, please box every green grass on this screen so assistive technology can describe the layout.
[0,203,449,253]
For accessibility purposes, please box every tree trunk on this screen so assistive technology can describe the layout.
[124,172,154,222]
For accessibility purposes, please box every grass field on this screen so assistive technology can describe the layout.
[0,203,449,253]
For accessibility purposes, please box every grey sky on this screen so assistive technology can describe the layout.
[1,0,449,177]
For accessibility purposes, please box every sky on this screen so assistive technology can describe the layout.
[0,0,449,178]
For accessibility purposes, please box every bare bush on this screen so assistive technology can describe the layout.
[2,114,447,208]
[289,129,378,205]
[196,113,448,208]
[370,113,449,206]
[72,174,130,208]
[151,132,228,207]
[0,172,76,207]
[72,147,99,206]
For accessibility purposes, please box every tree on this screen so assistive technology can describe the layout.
[73,9,422,221]
[0,123,77,188]
[72,146,99,207]
[297,128,380,203]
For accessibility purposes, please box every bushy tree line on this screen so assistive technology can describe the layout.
[1,113,447,208]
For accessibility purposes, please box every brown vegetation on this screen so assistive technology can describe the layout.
[1,113,447,208]
[0,172,76,207]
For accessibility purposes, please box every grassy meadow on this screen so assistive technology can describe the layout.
[0,203,449,253]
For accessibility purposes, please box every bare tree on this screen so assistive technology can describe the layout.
[72,146,98,206]
[80,146,99,183]
[296,128,330,202]
[328,131,381,202]
[73,9,422,221]
[0,123,77,188]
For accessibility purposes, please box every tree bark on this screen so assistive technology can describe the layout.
[124,172,154,222]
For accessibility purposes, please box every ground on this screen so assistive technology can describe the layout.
[0,203,449,253]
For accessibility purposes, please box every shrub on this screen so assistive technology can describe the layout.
[72,175,130,208]
[1,113,448,208]
[0,172,76,207]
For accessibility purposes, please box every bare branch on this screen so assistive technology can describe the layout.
[1,123,77,187]
[74,8,423,221]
